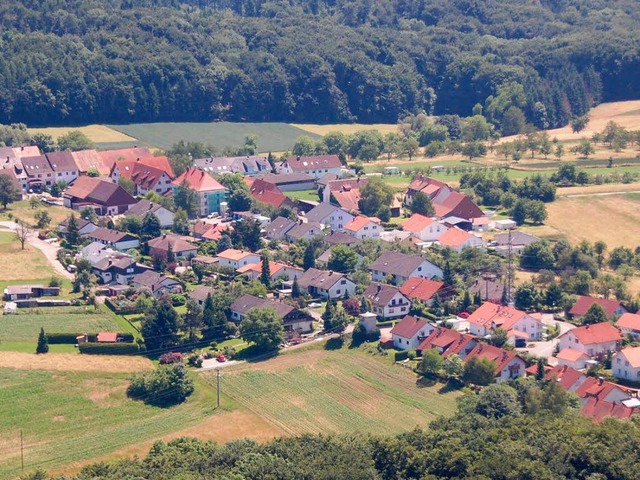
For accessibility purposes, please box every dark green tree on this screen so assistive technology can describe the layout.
[36,327,49,354]
[141,212,161,240]
[462,356,496,386]
[174,180,199,218]
[327,245,359,273]
[475,384,521,419]
[239,307,284,352]
[141,297,180,352]
[581,303,609,325]
[419,348,443,376]
[260,254,271,288]
[291,276,301,298]
[303,244,316,270]
[410,191,435,216]
[0,174,21,209]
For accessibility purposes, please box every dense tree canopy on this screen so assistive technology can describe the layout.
[0,0,638,127]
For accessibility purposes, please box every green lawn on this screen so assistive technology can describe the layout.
[208,345,462,436]
[284,189,321,202]
[0,306,124,344]
[0,369,219,478]
[109,122,320,152]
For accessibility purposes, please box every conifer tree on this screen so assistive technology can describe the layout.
[291,276,300,298]
[303,244,316,270]
[323,296,334,330]
[65,213,80,248]
[36,327,49,354]
[443,260,454,286]
[360,296,369,313]
[260,254,271,288]
[167,243,175,263]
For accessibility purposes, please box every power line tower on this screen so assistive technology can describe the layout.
[507,227,514,306]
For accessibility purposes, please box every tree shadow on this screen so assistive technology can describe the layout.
[416,375,437,388]
[325,337,344,350]
[438,378,465,394]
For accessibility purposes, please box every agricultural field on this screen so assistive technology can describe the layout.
[0,231,56,283]
[525,192,640,248]
[0,369,216,478]
[292,123,398,136]
[27,125,135,144]
[210,345,462,436]
[0,305,133,352]
[109,122,321,153]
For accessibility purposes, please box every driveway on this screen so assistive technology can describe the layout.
[516,313,575,363]
[0,221,73,280]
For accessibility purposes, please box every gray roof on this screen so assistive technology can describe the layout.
[93,255,137,272]
[297,268,349,290]
[364,282,406,307]
[230,294,294,318]
[127,199,172,217]
[255,173,314,185]
[305,202,342,223]
[193,155,270,175]
[494,231,540,247]
[285,222,324,240]
[369,251,433,277]
[87,227,137,244]
[189,286,215,303]
[325,231,361,246]
[265,216,296,238]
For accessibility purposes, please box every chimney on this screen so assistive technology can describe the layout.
[136,157,140,162]
[162,234,166,239]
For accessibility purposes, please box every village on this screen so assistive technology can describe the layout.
[2,142,640,431]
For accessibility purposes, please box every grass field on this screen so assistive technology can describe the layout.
[292,123,397,136]
[0,200,74,228]
[284,189,321,202]
[527,192,640,248]
[0,231,56,282]
[0,369,217,478]
[27,125,135,144]
[109,122,320,152]
[210,346,462,436]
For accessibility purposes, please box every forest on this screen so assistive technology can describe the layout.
[0,0,639,127]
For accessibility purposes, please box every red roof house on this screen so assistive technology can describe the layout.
[399,277,446,305]
[569,295,627,319]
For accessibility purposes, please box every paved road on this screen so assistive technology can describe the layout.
[0,221,73,280]
[516,313,575,363]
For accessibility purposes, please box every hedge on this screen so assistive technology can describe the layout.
[394,351,409,362]
[79,343,141,355]
[48,332,135,344]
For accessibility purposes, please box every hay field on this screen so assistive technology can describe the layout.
[27,125,135,143]
[0,231,55,282]
[292,123,398,136]
[211,346,461,436]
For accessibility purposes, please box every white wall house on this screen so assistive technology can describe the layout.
[390,316,435,350]
[369,251,443,286]
[558,323,622,357]
[215,249,261,270]
[297,268,356,299]
[402,214,449,242]
[345,216,382,240]
[612,347,640,382]
[364,283,411,320]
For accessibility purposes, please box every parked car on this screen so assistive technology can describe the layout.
[216,354,226,363]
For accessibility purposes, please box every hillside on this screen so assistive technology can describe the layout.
[1,0,639,127]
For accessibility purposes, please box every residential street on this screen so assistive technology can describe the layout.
[516,313,575,364]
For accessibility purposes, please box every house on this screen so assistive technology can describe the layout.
[97,147,154,169]
[21,155,55,189]
[92,254,147,285]
[417,327,477,359]
[127,200,175,228]
[171,168,228,217]
[46,151,80,185]
[254,173,316,192]
[436,227,484,252]
[3,285,60,301]
[244,178,294,209]
[229,294,313,333]
[325,231,361,247]
[399,277,446,305]
[236,260,303,282]
[63,176,137,215]
[322,177,370,212]
[316,247,363,269]
[493,231,540,256]
[12,145,41,159]
[466,302,544,341]
[470,276,505,303]
[363,283,412,320]
[612,347,640,382]
[369,251,443,286]
[189,286,215,307]
[132,271,182,298]
[472,217,491,232]
[390,315,435,350]
[284,221,325,242]
[194,155,271,176]
[344,215,381,240]
[264,216,297,241]
[71,149,111,176]
[581,397,635,422]
[86,227,140,251]
[110,159,174,196]
[279,155,343,179]
[543,365,587,393]
[464,343,526,382]
[555,348,591,370]
[296,268,356,299]
[569,295,628,320]
[379,229,414,243]
[201,223,233,242]
[305,203,354,231]
[557,322,622,357]
[148,234,198,260]
[616,313,640,338]
[402,214,448,242]
[404,175,448,206]
[58,217,99,236]
[575,376,630,405]
[432,190,484,221]
[0,167,27,193]
[215,249,261,270]
[80,242,118,264]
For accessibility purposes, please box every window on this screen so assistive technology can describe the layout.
[418,267,422,271]
[336,289,341,295]
[401,307,406,312]
[340,279,346,285]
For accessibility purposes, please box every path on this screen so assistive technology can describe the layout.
[0,221,73,279]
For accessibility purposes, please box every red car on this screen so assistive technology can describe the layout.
[290,338,302,345]
[216,354,227,363]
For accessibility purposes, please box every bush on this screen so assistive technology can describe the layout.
[127,363,194,406]
[222,346,237,360]
[395,351,409,362]
[159,352,183,365]
[79,343,141,355]
[171,293,186,307]
[187,354,203,368]
[407,350,417,360]
[47,333,82,344]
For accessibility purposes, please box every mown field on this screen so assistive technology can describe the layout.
[210,346,462,436]
[109,122,321,152]
[0,369,218,479]
[0,231,56,283]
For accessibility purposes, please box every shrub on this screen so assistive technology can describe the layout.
[222,346,237,360]
[171,293,186,307]
[159,352,183,365]
[187,354,203,368]
[127,363,194,406]
[395,351,409,362]
[407,350,417,360]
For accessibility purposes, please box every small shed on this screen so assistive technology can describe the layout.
[384,166,400,175]
[495,219,517,230]
[359,312,378,334]
[3,302,17,314]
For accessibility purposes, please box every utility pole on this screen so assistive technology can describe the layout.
[507,228,514,305]
[20,430,24,473]
[216,368,221,408]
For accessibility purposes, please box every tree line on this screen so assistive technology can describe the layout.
[0,0,639,126]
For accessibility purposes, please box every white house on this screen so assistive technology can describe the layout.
[465,343,527,383]
[127,200,175,228]
[615,313,640,339]
[236,260,303,282]
[345,215,382,240]
[305,203,354,232]
[46,151,80,185]
[296,268,356,299]
[58,217,99,236]
[612,347,640,382]
[555,348,591,370]
[279,155,343,179]
[368,251,443,286]
[402,213,448,242]
[436,227,484,252]
[557,322,622,357]
[363,283,411,320]
[214,249,261,270]
[390,315,434,350]
[466,302,543,341]
[86,227,140,251]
